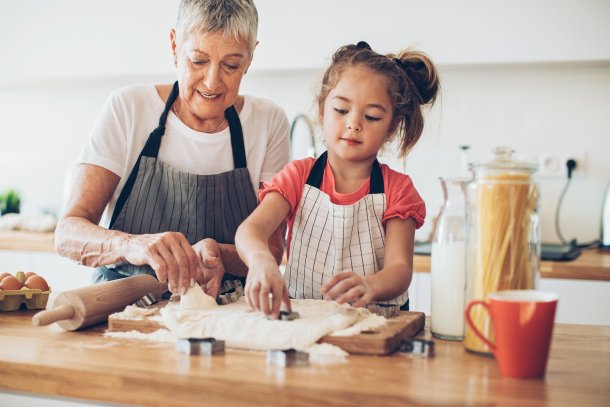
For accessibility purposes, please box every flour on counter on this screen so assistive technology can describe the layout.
[104,329,176,343]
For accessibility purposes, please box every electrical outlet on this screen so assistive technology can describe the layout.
[517,151,586,178]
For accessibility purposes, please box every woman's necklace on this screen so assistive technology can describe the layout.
[172,104,226,133]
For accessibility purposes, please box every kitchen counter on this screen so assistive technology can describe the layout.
[413,247,610,281]
[0,230,55,253]
[0,310,608,407]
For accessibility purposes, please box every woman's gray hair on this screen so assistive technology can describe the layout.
[176,0,258,53]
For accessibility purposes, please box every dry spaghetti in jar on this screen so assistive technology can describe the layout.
[464,147,540,355]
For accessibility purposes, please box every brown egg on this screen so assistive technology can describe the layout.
[25,275,49,291]
[25,271,37,278]
[0,275,23,291]
[0,272,12,281]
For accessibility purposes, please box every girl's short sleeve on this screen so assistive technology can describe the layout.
[259,158,314,219]
[381,166,426,228]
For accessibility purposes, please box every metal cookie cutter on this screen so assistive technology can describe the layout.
[279,310,300,321]
[398,338,435,357]
[176,337,225,356]
[216,287,240,305]
[366,303,400,318]
[267,310,300,321]
[133,292,159,308]
[221,280,244,297]
[267,349,309,367]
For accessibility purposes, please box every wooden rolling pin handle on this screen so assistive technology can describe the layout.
[32,304,75,327]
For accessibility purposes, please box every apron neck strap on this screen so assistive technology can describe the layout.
[226,105,247,168]
[141,81,179,157]
[305,151,384,193]
[141,82,247,169]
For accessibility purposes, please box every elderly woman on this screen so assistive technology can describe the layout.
[55,0,289,298]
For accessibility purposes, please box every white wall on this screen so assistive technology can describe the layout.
[1,0,609,245]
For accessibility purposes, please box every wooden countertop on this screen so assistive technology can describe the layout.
[2,230,610,281]
[0,230,55,253]
[0,310,608,407]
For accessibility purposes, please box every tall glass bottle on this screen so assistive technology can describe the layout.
[431,177,469,340]
[464,147,540,354]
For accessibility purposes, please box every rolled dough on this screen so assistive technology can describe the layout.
[160,298,371,351]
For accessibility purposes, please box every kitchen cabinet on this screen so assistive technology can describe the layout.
[254,0,610,71]
[3,0,609,86]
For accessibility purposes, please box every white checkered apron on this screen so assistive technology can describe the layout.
[284,152,409,306]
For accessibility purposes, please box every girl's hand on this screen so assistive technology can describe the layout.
[245,255,290,319]
[321,271,374,308]
[192,238,225,299]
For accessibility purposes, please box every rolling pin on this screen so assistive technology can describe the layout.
[32,274,167,331]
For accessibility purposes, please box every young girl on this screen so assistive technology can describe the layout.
[235,41,440,318]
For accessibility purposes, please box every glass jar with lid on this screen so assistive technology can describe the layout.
[463,147,540,355]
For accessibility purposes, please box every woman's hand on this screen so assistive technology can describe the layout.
[321,271,374,308]
[192,238,225,299]
[124,231,198,294]
[245,254,290,319]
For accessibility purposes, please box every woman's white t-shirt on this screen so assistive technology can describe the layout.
[79,84,290,227]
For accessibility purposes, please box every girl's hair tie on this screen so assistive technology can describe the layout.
[356,41,372,50]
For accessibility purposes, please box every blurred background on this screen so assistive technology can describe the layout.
[1,0,609,245]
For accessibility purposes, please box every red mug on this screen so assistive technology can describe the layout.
[465,290,558,379]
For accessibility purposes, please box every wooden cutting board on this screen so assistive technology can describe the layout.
[107,302,425,356]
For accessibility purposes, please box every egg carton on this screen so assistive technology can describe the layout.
[0,288,51,311]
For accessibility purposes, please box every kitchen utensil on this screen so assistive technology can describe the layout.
[32,274,166,331]
[366,303,400,318]
[399,338,435,357]
[176,337,225,356]
[279,310,300,321]
[601,182,610,249]
[465,290,558,379]
[107,301,425,355]
[464,147,540,355]
[267,349,309,367]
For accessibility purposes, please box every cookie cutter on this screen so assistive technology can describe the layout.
[398,338,435,357]
[221,280,244,297]
[266,310,300,321]
[133,292,159,308]
[366,303,400,318]
[266,349,309,367]
[279,310,300,321]
[176,337,225,356]
[216,287,240,305]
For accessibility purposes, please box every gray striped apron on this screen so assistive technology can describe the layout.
[93,81,257,288]
[284,151,409,309]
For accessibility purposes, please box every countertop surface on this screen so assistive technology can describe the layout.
[2,230,609,281]
[0,310,608,406]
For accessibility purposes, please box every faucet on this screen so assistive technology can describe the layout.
[289,114,317,159]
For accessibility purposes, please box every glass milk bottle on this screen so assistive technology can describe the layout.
[431,177,468,340]
[464,147,540,354]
